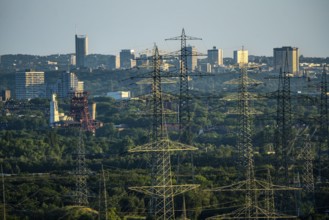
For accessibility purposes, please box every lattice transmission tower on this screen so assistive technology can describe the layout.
[294,126,316,215]
[165,29,202,143]
[98,164,108,220]
[301,136,315,195]
[264,169,275,220]
[275,50,293,184]
[129,45,199,220]
[298,128,316,193]
[221,62,263,179]
[74,129,89,206]
[317,64,328,183]
[206,62,299,220]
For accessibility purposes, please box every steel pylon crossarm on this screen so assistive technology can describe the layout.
[129,184,200,197]
[206,179,300,192]
[206,205,298,219]
[128,138,198,153]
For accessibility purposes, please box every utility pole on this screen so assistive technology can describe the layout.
[129,45,199,220]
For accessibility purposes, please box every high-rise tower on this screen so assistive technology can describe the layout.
[184,46,198,72]
[15,70,45,100]
[273,47,299,75]
[233,49,248,65]
[75,35,88,68]
[208,46,223,66]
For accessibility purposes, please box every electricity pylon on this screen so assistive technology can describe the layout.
[299,130,315,193]
[221,66,263,179]
[165,29,202,143]
[1,165,6,220]
[265,169,275,220]
[98,164,108,220]
[317,64,328,183]
[301,136,316,211]
[74,129,89,206]
[273,49,297,215]
[292,125,317,214]
[275,49,293,184]
[206,63,299,220]
[129,45,199,220]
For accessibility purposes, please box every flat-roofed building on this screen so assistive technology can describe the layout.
[184,46,198,72]
[208,46,223,66]
[75,34,88,68]
[15,70,45,100]
[120,49,135,69]
[106,91,131,100]
[233,49,248,65]
[1,89,11,101]
[273,46,299,75]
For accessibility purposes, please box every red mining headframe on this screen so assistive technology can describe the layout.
[69,91,96,133]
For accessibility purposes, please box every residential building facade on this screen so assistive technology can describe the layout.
[16,70,45,99]
[273,46,299,75]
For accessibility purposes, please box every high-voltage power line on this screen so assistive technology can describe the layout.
[128,45,199,220]
[206,58,299,220]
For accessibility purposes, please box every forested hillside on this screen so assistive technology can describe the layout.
[0,69,328,219]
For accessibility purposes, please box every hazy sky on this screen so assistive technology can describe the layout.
[0,0,328,57]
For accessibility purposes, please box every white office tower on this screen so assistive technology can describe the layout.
[15,70,45,99]
[50,93,59,125]
[233,49,248,65]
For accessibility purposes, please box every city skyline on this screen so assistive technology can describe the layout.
[0,0,328,57]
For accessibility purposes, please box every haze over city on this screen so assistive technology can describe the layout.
[1,0,329,57]
[1,0,329,219]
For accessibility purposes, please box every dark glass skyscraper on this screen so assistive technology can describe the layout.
[75,34,88,68]
[119,49,135,69]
